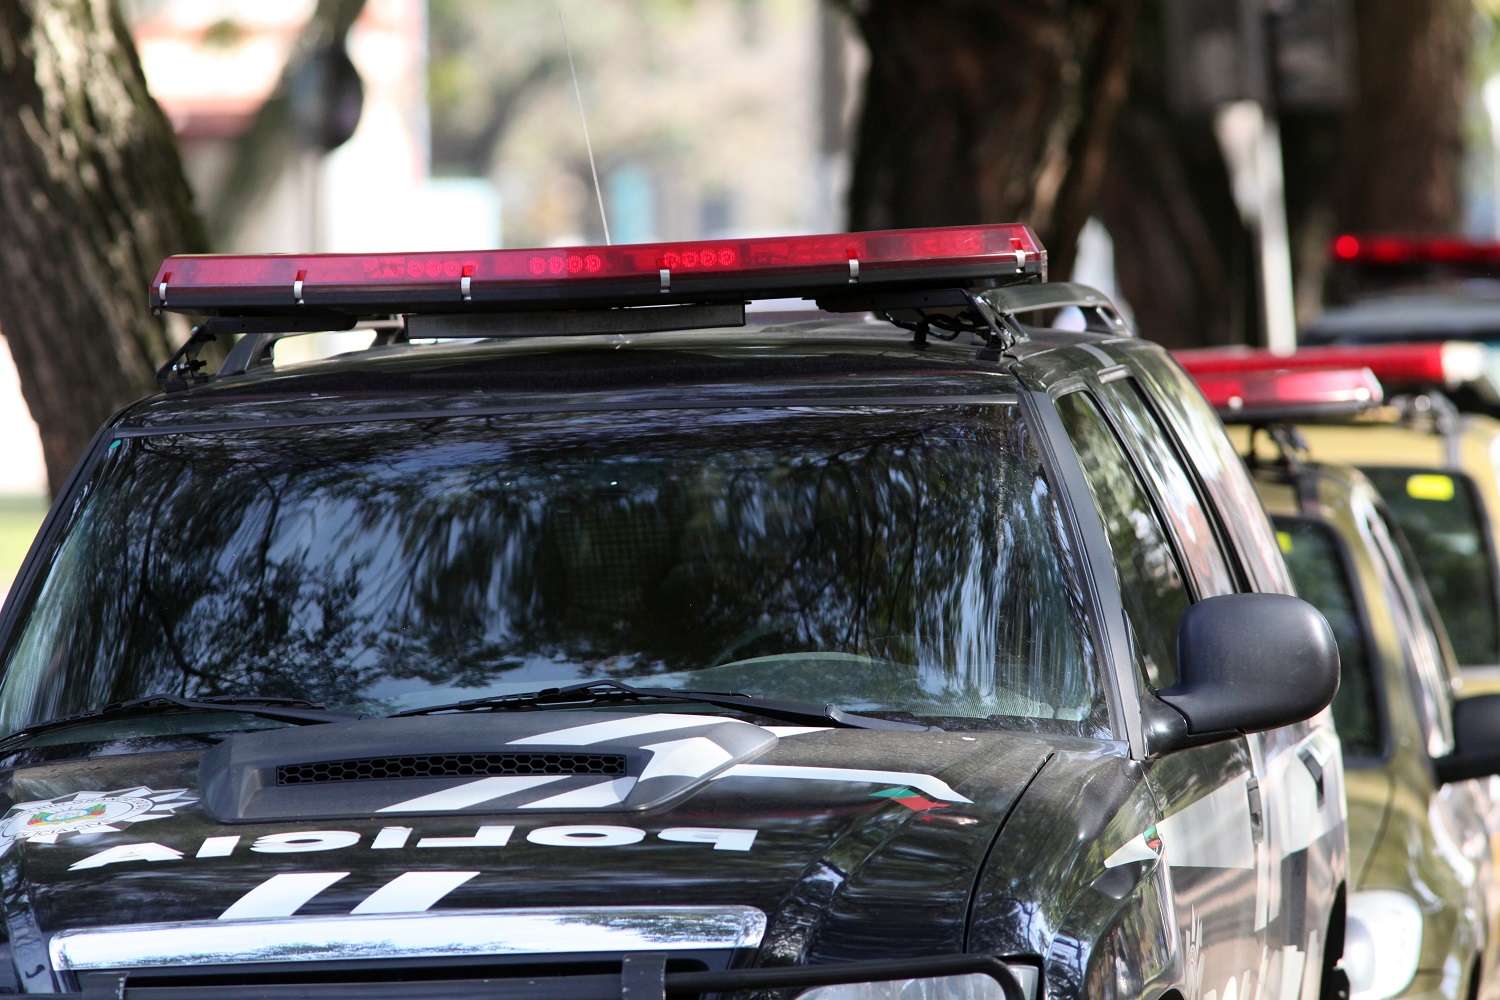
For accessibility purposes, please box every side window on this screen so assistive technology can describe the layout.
[1137,356,1296,594]
[1056,390,1191,689]
[1358,495,1456,757]
[1099,378,1237,598]
[1273,516,1382,759]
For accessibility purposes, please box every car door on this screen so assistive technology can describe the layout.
[1053,383,1276,1000]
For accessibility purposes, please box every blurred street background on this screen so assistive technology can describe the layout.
[1,0,1499,590]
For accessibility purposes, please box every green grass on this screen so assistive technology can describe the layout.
[0,494,49,597]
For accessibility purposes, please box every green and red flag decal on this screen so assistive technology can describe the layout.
[871,786,948,812]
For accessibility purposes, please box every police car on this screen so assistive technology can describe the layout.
[1184,364,1500,1000]
[1176,343,1500,694]
[0,226,1347,998]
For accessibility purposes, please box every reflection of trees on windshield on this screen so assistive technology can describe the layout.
[1,406,1101,732]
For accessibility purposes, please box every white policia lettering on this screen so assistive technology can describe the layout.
[69,824,758,871]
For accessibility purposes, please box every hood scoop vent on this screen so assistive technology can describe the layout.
[201,712,778,823]
[276,752,626,785]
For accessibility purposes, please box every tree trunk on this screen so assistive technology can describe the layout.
[0,0,206,493]
[844,0,1138,280]
[1100,0,1470,348]
[1097,109,1252,348]
[1332,0,1468,235]
[1095,0,1254,348]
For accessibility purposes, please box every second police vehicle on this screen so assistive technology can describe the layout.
[1184,363,1500,1000]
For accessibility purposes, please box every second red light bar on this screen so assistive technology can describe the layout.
[1175,342,1487,392]
[1190,367,1384,421]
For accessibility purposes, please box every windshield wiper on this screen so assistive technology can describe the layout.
[0,694,363,750]
[389,680,932,731]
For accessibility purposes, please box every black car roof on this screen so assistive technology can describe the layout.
[117,318,1143,433]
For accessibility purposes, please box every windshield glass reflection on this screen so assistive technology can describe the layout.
[1,405,1104,735]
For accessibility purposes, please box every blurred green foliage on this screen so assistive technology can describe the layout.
[0,494,47,599]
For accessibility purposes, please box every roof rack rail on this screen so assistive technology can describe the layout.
[983,280,1134,336]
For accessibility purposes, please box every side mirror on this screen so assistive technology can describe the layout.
[1435,693,1500,784]
[1153,593,1339,752]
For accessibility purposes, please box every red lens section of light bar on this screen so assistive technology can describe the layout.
[1328,234,1500,267]
[151,225,1044,305]
[1192,367,1383,415]
[1175,343,1480,389]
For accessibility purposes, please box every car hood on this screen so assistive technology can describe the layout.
[0,711,1062,985]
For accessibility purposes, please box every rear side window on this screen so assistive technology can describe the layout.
[1361,467,1500,667]
[1056,391,1190,689]
[1273,517,1380,759]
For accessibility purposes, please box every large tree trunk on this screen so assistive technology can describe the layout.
[1100,0,1470,347]
[1095,0,1254,348]
[844,0,1138,280]
[1097,109,1252,348]
[0,0,205,492]
[1333,0,1468,235]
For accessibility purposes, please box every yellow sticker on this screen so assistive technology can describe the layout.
[1406,474,1455,502]
[1276,531,1293,554]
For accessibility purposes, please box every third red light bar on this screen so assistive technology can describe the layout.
[1331,234,1500,267]
[150,225,1046,316]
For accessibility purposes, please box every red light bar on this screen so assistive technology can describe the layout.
[150,225,1047,316]
[1190,367,1383,420]
[1175,342,1486,391]
[1329,234,1500,268]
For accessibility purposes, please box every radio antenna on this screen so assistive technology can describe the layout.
[556,2,611,245]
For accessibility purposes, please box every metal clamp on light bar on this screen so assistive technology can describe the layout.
[147,225,1047,318]
[154,315,362,390]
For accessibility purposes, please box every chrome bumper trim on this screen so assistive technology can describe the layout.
[51,906,766,971]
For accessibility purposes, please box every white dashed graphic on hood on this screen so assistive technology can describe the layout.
[369,713,971,813]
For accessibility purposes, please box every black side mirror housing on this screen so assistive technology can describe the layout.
[1153,593,1339,753]
[1435,692,1500,784]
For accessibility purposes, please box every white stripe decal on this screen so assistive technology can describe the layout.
[219,872,349,921]
[638,738,735,781]
[716,764,972,804]
[1156,777,1256,869]
[507,714,726,746]
[519,779,637,810]
[377,775,566,813]
[1104,835,1160,869]
[416,825,514,849]
[350,872,480,915]
[762,727,829,738]
[196,836,239,859]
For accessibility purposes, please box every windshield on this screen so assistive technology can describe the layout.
[1359,467,1500,667]
[0,404,1106,736]
[1272,516,1382,759]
